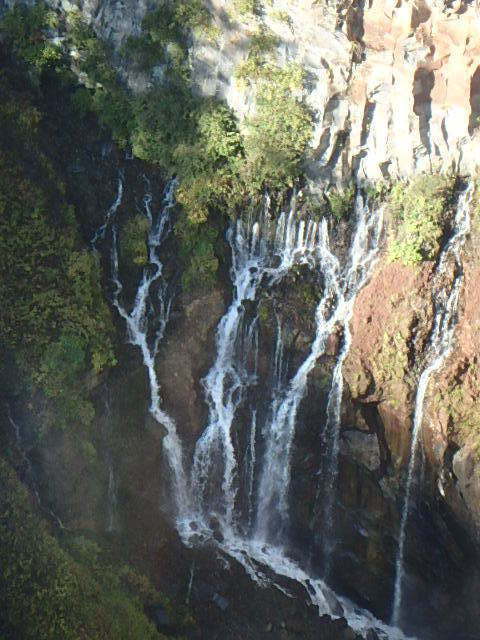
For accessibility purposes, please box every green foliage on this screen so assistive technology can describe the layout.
[327,184,356,220]
[123,0,215,71]
[0,2,62,72]
[131,82,197,169]
[1,4,315,291]
[67,16,135,145]
[0,26,116,430]
[178,220,219,290]
[243,64,313,191]
[270,10,293,27]
[235,29,279,82]
[121,215,150,266]
[232,0,259,16]
[388,175,456,265]
[0,459,167,640]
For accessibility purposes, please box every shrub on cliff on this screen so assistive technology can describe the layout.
[0,2,63,73]
[388,175,456,265]
[243,64,313,191]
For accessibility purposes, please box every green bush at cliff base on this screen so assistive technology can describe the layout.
[0,458,171,640]
[388,174,456,265]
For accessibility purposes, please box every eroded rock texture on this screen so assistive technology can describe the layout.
[190,0,480,187]
[3,0,479,188]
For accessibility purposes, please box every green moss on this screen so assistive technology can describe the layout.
[374,331,409,384]
[435,363,480,448]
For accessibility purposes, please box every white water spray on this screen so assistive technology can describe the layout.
[319,193,384,574]
[256,193,383,544]
[391,182,474,628]
[177,193,416,639]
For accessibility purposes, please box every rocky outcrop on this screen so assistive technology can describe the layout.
[190,0,480,188]
[3,0,479,189]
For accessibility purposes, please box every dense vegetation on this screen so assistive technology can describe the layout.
[0,458,174,639]
[0,8,117,429]
[0,1,316,288]
[388,174,456,265]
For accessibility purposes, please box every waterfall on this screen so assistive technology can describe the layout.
[91,172,124,248]
[390,182,474,628]
[187,203,322,537]
[93,170,417,637]
[177,193,415,639]
[318,193,384,575]
[109,178,189,517]
[256,192,383,545]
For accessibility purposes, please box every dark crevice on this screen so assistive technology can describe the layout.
[411,0,431,30]
[468,65,480,135]
[443,440,461,480]
[345,0,365,44]
[357,400,391,477]
[359,100,375,147]
[413,67,435,154]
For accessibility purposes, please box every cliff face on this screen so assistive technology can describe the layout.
[190,0,480,188]
[3,0,480,637]
[343,232,480,543]
[13,0,480,189]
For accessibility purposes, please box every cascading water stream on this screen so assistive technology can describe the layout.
[187,203,322,537]
[391,182,474,628]
[316,193,385,575]
[107,178,189,517]
[179,193,414,639]
[256,192,384,545]
[91,171,124,248]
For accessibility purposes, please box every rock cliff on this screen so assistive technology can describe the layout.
[8,0,479,189]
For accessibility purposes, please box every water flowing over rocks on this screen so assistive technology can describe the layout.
[3,2,480,639]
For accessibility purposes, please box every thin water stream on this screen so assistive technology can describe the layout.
[391,182,474,627]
